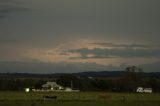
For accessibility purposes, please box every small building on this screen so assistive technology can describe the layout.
[42,82,64,90]
[143,88,152,93]
[137,87,152,93]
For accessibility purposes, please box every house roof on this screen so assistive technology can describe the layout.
[42,82,59,88]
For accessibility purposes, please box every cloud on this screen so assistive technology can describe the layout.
[62,43,160,59]
[0,0,18,4]
[0,0,31,18]
[89,43,151,49]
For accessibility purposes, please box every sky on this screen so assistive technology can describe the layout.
[0,0,160,73]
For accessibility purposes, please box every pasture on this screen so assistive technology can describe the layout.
[0,91,160,106]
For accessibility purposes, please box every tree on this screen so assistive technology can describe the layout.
[119,66,144,92]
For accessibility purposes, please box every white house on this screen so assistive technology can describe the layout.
[136,87,143,93]
[42,82,64,90]
[137,87,152,93]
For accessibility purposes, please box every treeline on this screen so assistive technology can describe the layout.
[0,79,46,91]
[0,66,160,92]
[57,70,160,92]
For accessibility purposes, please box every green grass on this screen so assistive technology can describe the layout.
[0,91,160,106]
[1,101,160,106]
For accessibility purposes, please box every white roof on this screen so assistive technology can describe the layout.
[42,82,59,88]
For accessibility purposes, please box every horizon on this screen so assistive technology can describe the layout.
[1,70,160,75]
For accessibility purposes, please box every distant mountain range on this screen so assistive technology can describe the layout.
[0,71,160,79]
[76,71,160,78]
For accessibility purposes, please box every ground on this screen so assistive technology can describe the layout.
[0,92,160,106]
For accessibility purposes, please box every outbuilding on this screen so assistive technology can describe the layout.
[137,87,152,93]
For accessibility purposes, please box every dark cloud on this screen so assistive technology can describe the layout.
[90,43,151,49]
[0,0,18,4]
[65,46,160,59]
[0,0,31,18]
[40,0,160,41]
[1,0,160,46]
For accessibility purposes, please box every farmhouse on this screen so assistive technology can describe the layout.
[32,81,79,92]
[42,82,64,90]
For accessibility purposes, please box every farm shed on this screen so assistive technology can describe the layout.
[137,87,152,93]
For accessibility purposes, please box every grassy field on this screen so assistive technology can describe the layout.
[0,91,160,106]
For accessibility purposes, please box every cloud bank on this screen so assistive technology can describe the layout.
[61,43,160,59]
